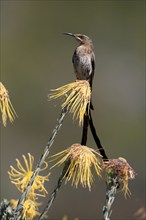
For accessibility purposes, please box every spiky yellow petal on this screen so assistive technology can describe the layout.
[11,198,41,220]
[49,80,91,126]
[8,153,50,197]
[0,82,17,126]
[50,144,102,190]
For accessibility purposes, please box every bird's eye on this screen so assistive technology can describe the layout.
[76,35,84,42]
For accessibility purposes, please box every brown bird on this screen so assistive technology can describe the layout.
[64,32,95,109]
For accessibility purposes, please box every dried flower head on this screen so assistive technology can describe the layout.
[8,153,50,197]
[49,80,91,126]
[51,143,102,190]
[11,198,41,220]
[103,157,136,197]
[0,82,17,126]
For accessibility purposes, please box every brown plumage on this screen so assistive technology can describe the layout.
[64,32,95,109]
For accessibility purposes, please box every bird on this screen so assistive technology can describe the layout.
[64,32,95,109]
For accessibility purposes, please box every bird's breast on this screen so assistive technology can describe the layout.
[73,53,92,80]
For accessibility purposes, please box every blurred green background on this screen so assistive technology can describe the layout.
[0,1,145,219]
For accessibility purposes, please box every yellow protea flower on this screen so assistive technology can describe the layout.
[22,199,40,220]
[62,215,79,220]
[8,153,50,197]
[0,82,17,126]
[50,143,102,190]
[49,80,91,126]
[11,198,41,220]
[103,157,136,198]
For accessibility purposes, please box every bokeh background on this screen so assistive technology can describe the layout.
[0,1,145,219]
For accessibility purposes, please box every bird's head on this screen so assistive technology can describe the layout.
[64,32,92,45]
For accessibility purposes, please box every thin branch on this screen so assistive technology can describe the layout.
[11,106,68,220]
[38,159,70,220]
[103,175,118,220]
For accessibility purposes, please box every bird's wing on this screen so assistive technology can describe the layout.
[89,53,95,89]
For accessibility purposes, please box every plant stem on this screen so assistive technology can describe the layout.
[38,160,70,220]
[103,175,118,220]
[11,106,68,220]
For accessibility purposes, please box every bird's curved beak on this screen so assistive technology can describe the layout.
[63,32,75,37]
[64,32,82,43]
